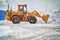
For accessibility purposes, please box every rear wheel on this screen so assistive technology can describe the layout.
[12,16,20,24]
[29,16,37,24]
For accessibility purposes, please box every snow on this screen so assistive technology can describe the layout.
[0,10,60,40]
[0,20,60,40]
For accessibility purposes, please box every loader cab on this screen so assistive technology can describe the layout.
[18,4,27,14]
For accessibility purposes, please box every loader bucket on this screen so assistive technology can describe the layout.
[42,14,49,23]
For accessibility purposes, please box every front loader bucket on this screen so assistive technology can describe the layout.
[42,14,49,23]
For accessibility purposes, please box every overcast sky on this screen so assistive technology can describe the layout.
[0,0,60,13]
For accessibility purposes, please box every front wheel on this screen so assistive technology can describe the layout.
[12,16,20,24]
[29,16,37,24]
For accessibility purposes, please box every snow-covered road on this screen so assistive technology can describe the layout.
[0,21,60,40]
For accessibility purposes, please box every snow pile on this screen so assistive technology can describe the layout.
[34,10,60,24]
[46,10,60,24]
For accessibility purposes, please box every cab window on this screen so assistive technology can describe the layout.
[20,6,23,11]
[24,5,27,14]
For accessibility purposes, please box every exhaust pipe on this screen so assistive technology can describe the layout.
[8,4,9,10]
[7,4,9,11]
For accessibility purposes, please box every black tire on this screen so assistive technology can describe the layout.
[29,16,37,24]
[12,16,20,24]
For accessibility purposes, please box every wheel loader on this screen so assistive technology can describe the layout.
[5,4,49,24]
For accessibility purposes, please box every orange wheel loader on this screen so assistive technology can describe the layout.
[5,4,49,24]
